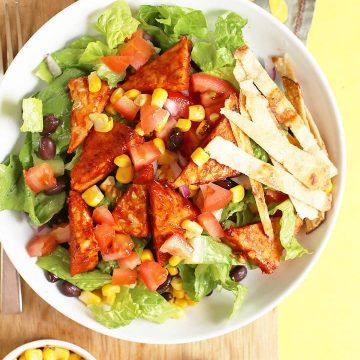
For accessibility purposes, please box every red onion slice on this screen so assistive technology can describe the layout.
[179,185,191,198]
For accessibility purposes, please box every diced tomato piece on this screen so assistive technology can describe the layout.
[265,189,289,204]
[163,91,194,119]
[113,96,140,121]
[200,91,227,107]
[50,223,71,244]
[138,260,168,291]
[94,224,115,254]
[133,163,154,184]
[198,212,225,238]
[129,141,161,170]
[140,104,169,134]
[179,126,201,158]
[200,183,233,212]
[112,267,137,285]
[155,116,177,140]
[118,31,154,70]
[118,251,141,270]
[191,73,237,98]
[100,55,131,74]
[159,233,193,258]
[26,234,57,257]
[93,205,115,226]
[24,163,57,193]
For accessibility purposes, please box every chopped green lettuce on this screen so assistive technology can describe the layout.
[204,66,239,89]
[96,0,139,49]
[132,237,147,256]
[251,140,269,162]
[97,259,119,274]
[268,200,309,260]
[95,63,126,88]
[37,247,112,290]
[78,41,115,67]
[20,98,43,133]
[64,146,82,171]
[136,5,207,49]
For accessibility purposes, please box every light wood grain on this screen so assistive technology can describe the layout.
[0,1,278,359]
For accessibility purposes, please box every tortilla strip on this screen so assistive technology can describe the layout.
[234,46,337,177]
[227,94,274,241]
[221,107,330,190]
[205,136,331,212]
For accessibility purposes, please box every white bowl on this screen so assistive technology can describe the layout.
[3,339,96,360]
[0,0,345,344]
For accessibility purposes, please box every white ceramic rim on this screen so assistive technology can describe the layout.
[3,339,96,360]
[0,0,346,344]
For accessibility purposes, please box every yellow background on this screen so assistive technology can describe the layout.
[279,0,360,358]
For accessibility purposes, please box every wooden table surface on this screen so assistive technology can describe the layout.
[0,1,278,359]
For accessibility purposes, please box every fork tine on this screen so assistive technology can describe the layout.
[15,0,22,51]
[4,0,13,66]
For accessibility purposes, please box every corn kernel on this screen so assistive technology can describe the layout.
[24,349,43,360]
[88,71,101,93]
[110,88,124,104]
[171,277,183,291]
[141,249,154,262]
[181,219,203,235]
[151,88,168,108]
[114,154,132,168]
[196,120,211,137]
[158,150,177,165]
[43,348,56,360]
[89,113,113,133]
[54,348,70,360]
[188,105,205,122]
[191,147,210,167]
[116,166,134,184]
[69,354,81,360]
[230,184,245,203]
[177,118,192,132]
[173,289,185,299]
[167,266,179,276]
[79,291,102,306]
[209,113,220,123]
[105,103,117,116]
[102,284,121,297]
[187,299,198,306]
[82,185,104,207]
[325,181,333,193]
[153,138,166,154]
[154,110,170,132]
[134,94,151,107]
[100,176,115,192]
[174,297,187,307]
[135,123,145,136]
[189,184,199,198]
[124,89,141,100]
[169,255,182,267]
[184,230,196,239]
[103,293,116,306]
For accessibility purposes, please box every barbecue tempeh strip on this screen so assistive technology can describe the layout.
[205,136,331,212]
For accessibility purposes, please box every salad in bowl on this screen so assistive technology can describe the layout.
[0,0,338,330]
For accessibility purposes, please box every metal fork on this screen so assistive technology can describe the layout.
[0,0,23,314]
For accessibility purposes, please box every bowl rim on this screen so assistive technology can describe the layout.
[0,0,346,344]
[2,339,96,360]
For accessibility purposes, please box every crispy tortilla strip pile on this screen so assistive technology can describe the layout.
[121,36,192,92]
[67,77,111,154]
[68,191,99,276]
[149,181,199,265]
[70,122,143,192]
[173,117,240,188]
[112,184,149,237]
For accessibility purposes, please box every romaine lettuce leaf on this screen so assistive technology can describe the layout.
[222,278,248,318]
[20,98,43,133]
[37,247,112,290]
[268,200,309,260]
[96,0,139,49]
[95,63,126,88]
[251,139,269,163]
[78,41,115,68]
[97,259,118,274]
[89,287,140,328]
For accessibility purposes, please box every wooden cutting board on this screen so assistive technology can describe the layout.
[0,1,278,359]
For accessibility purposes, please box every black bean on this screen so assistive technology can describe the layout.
[42,114,59,135]
[230,265,247,283]
[215,179,237,190]
[39,136,56,160]
[45,271,59,283]
[161,292,173,302]
[45,177,67,195]
[156,274,172,294]
[168,127,183,151]
[59,281,81,297]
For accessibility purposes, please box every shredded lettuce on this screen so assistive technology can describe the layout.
[78,41,115,67]
[268,200,309,260]
[37,247,112,290]
[251,140,269,163]
[136,5,207,49]
[97,259,119,275]
[96,0,139,49]
[20,98,43,133]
